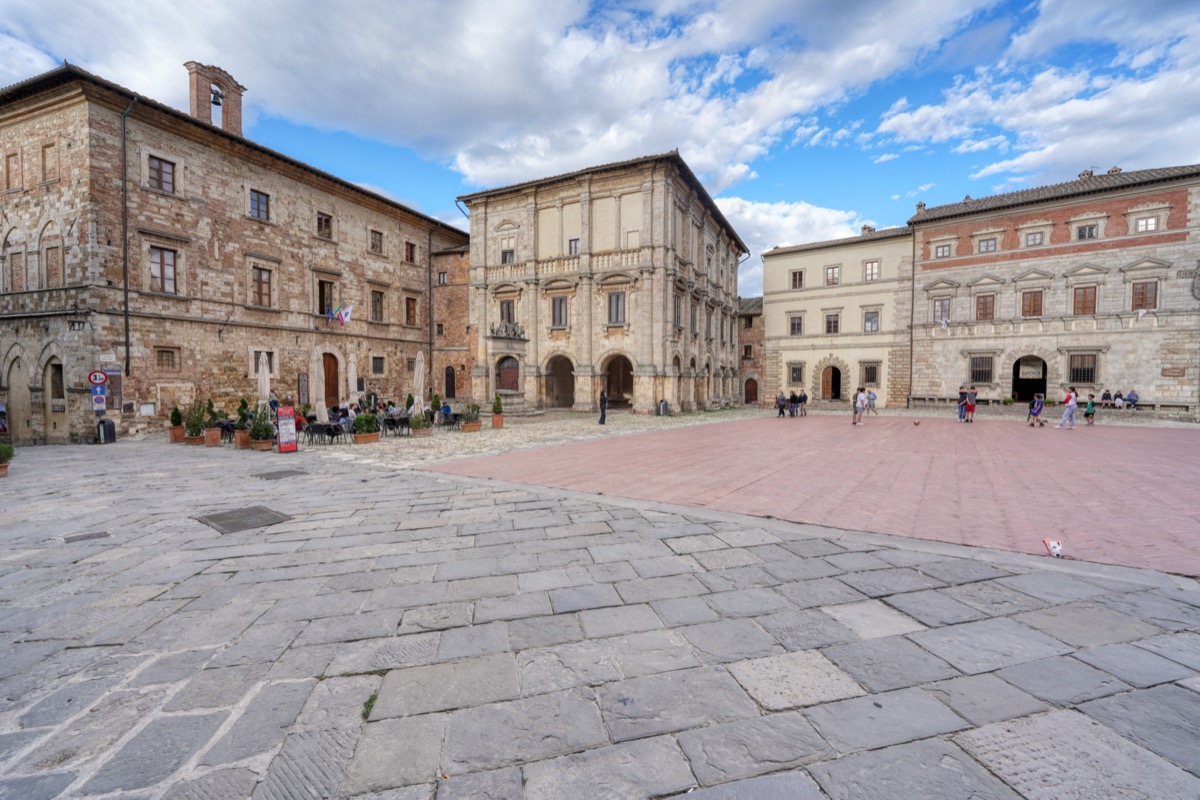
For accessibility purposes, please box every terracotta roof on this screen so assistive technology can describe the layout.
[0,63,468,240]
[763,226,910,257]
[457,150,748,254]
[910,164,1200,224]
[738,296,763,316]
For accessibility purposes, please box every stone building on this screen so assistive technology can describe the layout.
[736,296,765,405]
[761,226,913,407]
[0,63,469,444]
[910,165,1200,413]
[457,152,747,414]
[431,244,474,403]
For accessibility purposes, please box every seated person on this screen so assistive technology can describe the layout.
[441,401,452,420]
[1113,392,1124,409]
[1125,390,1139,410]
[1100,389,1112,408]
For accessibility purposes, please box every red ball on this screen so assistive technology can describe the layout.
[913,420,921,426]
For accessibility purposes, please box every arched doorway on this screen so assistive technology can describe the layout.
[43,357,68,443]
[444,366,456,399]
[323,353,340,409]
[744,378,758,405]
[671,355,682,410]
[544,356,574,408]
[821,366,842,400]
[1012,356,1047,403]
[6,358,31,445]
[603,354,633,405]
[496,356,519,392]
[695,363,709,407]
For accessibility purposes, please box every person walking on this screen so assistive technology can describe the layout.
[1084,393,1097,426]
[598,390,607,425]
[776,391,787,417]
[1055,386,1078,430]
[798,390,808,416]
[1028,393,1045,427]
[853,387,867,426]
[866,389,878,416]
[788,391,798,417]
[964,386,977,423]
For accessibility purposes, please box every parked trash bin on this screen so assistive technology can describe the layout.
[658,399,669,416]
[97,417,116,444]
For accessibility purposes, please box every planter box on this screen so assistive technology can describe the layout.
[234,429,251,449]
[491,414,504,430]
[168,425,185,444]
[461,420,482,433]
[412,427,433,438]
[204,428,222,447]
[184,435,204,446]
[249,439,273,451]
[353,432,380,444]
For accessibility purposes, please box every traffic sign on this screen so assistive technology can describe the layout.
[92,395,107,410]
[92,385,107,397]
[88,371,108,386]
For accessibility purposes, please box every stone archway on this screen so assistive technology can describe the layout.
[671,355,682,411]
[5,356,32,445]
[1011,356,1047,403]
[601,354,634,405]
[744,378,759,405]
[496,356,520,392]
[544,355,575,408]
[42,356,68,444]
[812,355,851,402]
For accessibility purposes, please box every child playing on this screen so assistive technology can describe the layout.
[1028,394,1045,427]
[1084,393,1096,426]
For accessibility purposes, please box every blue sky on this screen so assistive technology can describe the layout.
[3,0,1198,295]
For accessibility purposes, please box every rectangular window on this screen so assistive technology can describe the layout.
[253,350,275,374]
[1070,353,1097,384]
[568,238,579,256]
[251,266,271,307]
[743,345,752,359]
[1021,290,1043,318]
[371,290,385,322]
[673,294,682,327]
[864,260,880,282]
[1073,285,1097,315]
[499,299,514,324]
[1131,281,1157,311]
[551,295,568,328]
[405,241,417,262]
[370,230,384,254]
[744,316,753,329]
[148,156,175,193]
[976,294,995,320]
[862,363,879,386]
[790,270,804,290]
[318,279,336,315]
[405,296,418,326]
[316,212,332,239]
[690,303,698,333]
[41,144,58,182]
[706,310,712,339]
[1076,223,1098,240]
[608,291,626,325]
[501,249,515,264]
[5,152,20,190]
[934,243,951,258]
[156,348,178,371]
[149,247,177,294]
[824,313,840,335]
[978,238,997,253]
[1025,231,1044,247]
[789,316,803,336]
[864,310,880,333]
[436,323,444,336]
[49,363,64,400]
[933,298,951,323]
[790,365,804,385]
[372,356,385,375]
[1135,217,1158,233]
[250,190,270,221]
[970,355,993,384]
[438,271,448,285]
[824,265,840,286]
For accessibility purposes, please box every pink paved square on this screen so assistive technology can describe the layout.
[430,415,1200,577]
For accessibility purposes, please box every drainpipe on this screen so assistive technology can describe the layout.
[120,98,137,377]
[907,231,916,408]
[427,228,434,402]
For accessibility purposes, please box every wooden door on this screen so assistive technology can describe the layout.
[821,368,833,400]
[323,353,339,408]
[744,379,758,405]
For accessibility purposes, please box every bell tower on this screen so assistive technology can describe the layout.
[184,61,246,137]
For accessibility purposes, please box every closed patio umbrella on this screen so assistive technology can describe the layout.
[257,351,270,405]
[311,349,328,423]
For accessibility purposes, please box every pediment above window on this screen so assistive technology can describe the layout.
[923,278,961,293]
[967,274,1006,288]
[1013,268,1054,283]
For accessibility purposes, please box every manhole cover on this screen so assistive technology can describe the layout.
[196,506,291,534]
[252,470,307,481]
[60,531,112,543]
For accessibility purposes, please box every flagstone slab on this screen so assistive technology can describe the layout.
[809,738,1022,800]
[597,666,758,742]
[371,653,519,719]
[804,687,968,752]
[728,651,865,710]
[1080,685,1200,776]
[523,736,694,800]
[909,618,1073,674]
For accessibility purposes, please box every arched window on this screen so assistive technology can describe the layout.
[496,356,519,392]
[444,366,456,399]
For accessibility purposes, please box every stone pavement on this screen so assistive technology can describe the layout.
[0,436,1197,799]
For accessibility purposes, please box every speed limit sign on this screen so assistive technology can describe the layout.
[88,370,108,386]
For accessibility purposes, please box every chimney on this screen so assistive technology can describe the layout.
[1107,166,1122,174]
[185,61,247,137]
[1078,169,1094,179]
[861,224,875,235]
[915,201,926,215]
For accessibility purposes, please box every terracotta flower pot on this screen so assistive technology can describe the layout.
[184,435,204,446]
[0,463,8,478]
[461,420,481,432]
[353,432,380,444]
[491,414,504,430]
[234,429,251,449]
[249,439,273,451]
[412,427,432,438]
[169,425,185,443]
[204,428,222,447]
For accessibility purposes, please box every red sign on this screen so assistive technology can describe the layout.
[88,370,108,386]
[277,406,298,453]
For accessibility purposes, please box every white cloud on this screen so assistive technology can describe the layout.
[952,135,1008,153]
[874,153,899,163]
[715,196,865,296]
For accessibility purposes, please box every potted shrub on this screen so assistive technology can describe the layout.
[0,442,13,478]
[409,411,432,438]
[461,402,481,433]
[353,412,380,444]
[203,399,223,447]
[168,406,184,443]
[183,400,206,445]
[491,393,504,429]
[234,398,251,449]
[248,402,275,450]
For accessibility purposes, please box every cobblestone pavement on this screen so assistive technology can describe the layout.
[0,429,1198,799]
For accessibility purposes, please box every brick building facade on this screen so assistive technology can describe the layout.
[458,152,747,414]
[736,296,765,405]
[0,63,469,444]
